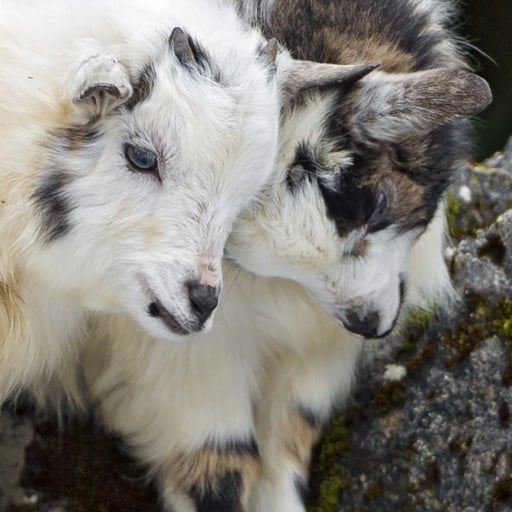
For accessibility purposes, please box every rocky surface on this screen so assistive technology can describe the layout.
[309,137,512,512]
[1,137,512,512]
[0,412,35,512]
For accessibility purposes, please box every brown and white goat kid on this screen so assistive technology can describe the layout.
[0,0,287,403]
[81,0,491,510]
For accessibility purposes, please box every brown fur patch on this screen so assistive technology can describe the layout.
[0,275,24,350]
[267,0,461,71]
[322,32,416,73]
[59,124,99,152]
[369,152,429,230]
[165,441,261,505]
[268,0,419,73]
[284,408,322,473]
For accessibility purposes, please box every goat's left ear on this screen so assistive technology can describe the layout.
[347,68,492,142]
[70,49,133,119]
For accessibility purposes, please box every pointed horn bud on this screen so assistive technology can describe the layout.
[169,27,196,64]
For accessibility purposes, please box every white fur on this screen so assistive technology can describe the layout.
[71,0,488,509]
[81,89,457,511]
[84,267,363,510]
[0,0,280,402]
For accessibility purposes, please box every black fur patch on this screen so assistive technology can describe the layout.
[50,125,100,153]
[294,474,310,505]
[297,406,324,430]
[170,33,222,84]
[211,437,260,459]
[256,0,472,238]
[286,142,317,191]
[126,62,156,110]
[191,471,242,512]
[33,125,100,242]
[399,275,407,305]
[318,177,377,237]
[291,143,379,237]
[32,169,73,243]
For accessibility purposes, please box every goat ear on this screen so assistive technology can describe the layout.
[348,68,492,142]
[71,50,133,119]
[280,59,379,101]
[169,27,196,64]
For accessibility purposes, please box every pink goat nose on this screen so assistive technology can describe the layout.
[199,263,218,288]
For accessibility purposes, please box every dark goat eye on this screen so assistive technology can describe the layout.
[125,144,158,172]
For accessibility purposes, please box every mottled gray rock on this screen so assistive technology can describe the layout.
[449,136,512,238]
[327,335,512,512]
[308,140,512,512]
[452,210,512,298]
[0,412,35,512]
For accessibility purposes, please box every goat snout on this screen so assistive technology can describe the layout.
[187,281,220,323]
[343,308,380,338]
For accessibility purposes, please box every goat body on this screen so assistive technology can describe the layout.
[81,0,491,510]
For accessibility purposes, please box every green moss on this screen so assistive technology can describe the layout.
[446,191,462,238]
[472,162,497,172]
[502,309,512,386]
[397,307,436,334]
[442,297,512,375]
[373,380,407,415]
[308,415,351,512]
[394,308,440,375]
[395,308,435,354]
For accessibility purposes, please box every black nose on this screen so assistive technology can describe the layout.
[187,281,219,322]
[344,309,380,338]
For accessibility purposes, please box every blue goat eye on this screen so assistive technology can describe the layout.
[125,144,158,172]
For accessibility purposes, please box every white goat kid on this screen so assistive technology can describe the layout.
[82,0,492,510]
[0,0,282,403]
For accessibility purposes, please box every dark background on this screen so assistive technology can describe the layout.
[463,0,512,159]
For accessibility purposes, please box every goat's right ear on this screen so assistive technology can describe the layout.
[69,47,133,120]
[346,68,492,143]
